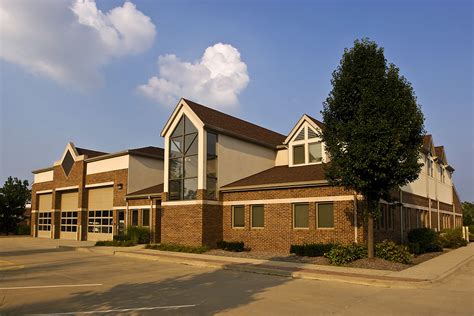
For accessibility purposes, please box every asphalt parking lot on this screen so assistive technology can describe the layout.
[0,237,473,315]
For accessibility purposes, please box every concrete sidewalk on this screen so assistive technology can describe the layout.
[62,243,474,288]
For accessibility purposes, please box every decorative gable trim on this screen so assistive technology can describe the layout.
[160,98,204,137]
[53,142,85,167]
[284,114,322,145]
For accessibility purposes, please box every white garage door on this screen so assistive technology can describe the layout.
[60,191,78,240]
[37,193,52,238]
[87,186,114,241]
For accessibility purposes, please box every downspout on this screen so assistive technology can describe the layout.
[400,190,404,243]
[353,193,358,243]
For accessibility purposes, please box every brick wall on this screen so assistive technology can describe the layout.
[161,204,204,246]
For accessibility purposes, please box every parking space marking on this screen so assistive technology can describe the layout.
[0,283,103,290]
[30,304,197,315]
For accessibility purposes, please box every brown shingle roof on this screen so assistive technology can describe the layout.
[128,146,164,159]
[184,99,286,148]
[221,164,329,189]
[434,146,444,158]
[76,147,108,158]
[306,114,326,130]
[127,184,164,197]
[422,135,432,153]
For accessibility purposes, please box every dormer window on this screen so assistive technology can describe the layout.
[290,124,323,166]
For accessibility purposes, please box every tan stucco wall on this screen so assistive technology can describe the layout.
[34,170,54,183]
[216,134,276,188]
[86,155,129,175]
[275,149,288,166]
[128,155,164,194]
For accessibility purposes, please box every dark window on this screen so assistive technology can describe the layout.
[293,203,309,228]
[232,205,245,228]
[132,209,139,226]
[317,203,334,228]
[251,205,264,228]
[293,145,305,165]
[62,151,74,176]
[142,209,150,227]
[206,132,218,199]
[168,115,198,200]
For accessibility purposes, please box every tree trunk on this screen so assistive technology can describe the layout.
[368,216,374,258]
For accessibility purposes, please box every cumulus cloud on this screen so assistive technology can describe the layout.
[137,43,250,108]
[0,0,155,89]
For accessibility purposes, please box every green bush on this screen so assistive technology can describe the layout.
[407,228,442,254]
[290,243,336,257]
[324,243,367,265]
[146,243,209,254]
[126,226,151,244]
[95,240,135,247]
[375,240,412,264]
[16,224,31,235]
[113,234,132,242]
[439,228,468,249]
[216,241,245,252]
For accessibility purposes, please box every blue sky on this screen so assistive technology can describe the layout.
[1,0,473,200]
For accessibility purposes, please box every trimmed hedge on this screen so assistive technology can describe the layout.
[16,224,31,235]
[216,241,245,252]
[290,243,335,257]
[375,240,412,264]
[439,228,468,249]
[146,243,209,254]
[324,244,367,265]
[407,228,442,254]
[95,240,135,247]
[126,226,151,244]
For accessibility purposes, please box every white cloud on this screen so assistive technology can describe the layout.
[0,0,155,89]
[138,43,250,108]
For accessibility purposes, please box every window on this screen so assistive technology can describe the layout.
[317,203,334,228]
[132,209,139,226]
[88,210,113,234]
[293,203,309,228]
[206,132,218,199]
[290,124,323,166]
[232,205,245,228]
[169,115,198,200]
[308,142,322,163]
[404,207,411,230]
[142,209,150,227]
[292,145,305,165]
[251,205,264,228]
[427,156,433,177]
[38,212,52,231]
[61,150,75,176]
[440,166,445,183]
[61,211,78,232]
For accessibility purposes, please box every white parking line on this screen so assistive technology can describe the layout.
[0,283,103,290]
[30,304,197,315]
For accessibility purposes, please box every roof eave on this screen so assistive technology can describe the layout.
[220,180,329,192]
[32,166,54,174]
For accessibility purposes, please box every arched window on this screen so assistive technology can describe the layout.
[169,115,198,200]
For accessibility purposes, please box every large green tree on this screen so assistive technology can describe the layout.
[0,177,31,235]
[321,39,425,257]
[462,202,474,226]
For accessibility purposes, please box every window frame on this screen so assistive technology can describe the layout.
[289,124,324,167]
[250,205,265,229]
[292,203,310,230]
[231,205,245,229]
[38,211,52,231]
[316,202,334,229]
[88,210,113,234]
[60,211,78,232]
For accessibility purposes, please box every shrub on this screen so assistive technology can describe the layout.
[439,228,468,249]
[16,224,31,235]
[216,241,245,252]
[324,243,367,265]
[113,234,132,242]
[375,240,412,264]
[146,243,209,254]
[407,228,442,254]
[290,243,335,257]
[95,240,135,247]
[126,226,151,244]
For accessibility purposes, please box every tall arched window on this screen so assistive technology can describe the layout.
[169,115,198,200]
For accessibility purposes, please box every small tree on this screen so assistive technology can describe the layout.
[462,202,474,226]
[321,39,425,257]
[0,177,31,235]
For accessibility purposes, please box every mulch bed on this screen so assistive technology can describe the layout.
[205,249,448,271]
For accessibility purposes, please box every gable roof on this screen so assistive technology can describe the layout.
[283,114,325,145]
[221,164,329,191]
[422,135,433,153]
[128,146,164,159]
[126,183,163,198]
[183,99,286,148]
[305,114,326,130]
[76,147,108,158]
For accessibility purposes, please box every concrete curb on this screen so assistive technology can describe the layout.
[63,245,473,289]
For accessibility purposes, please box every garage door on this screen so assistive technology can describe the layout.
[87,186,114,241]
[37,193,52,238]
[60,191,78,240]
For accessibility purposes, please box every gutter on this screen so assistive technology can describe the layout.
[220,180,329,192]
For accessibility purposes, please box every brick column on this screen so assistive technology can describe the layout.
[52,190,61,239]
